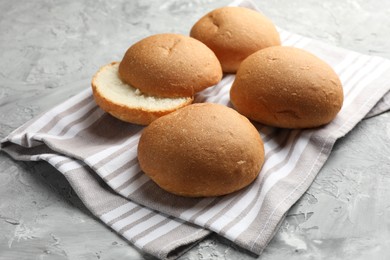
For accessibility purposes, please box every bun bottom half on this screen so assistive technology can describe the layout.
[91,62,193,125]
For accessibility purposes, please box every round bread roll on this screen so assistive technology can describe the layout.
[230,46,344,128]
[92,62,193,125]
[190,6,281,73]
[118,33,223,98]
[137,103,265,197]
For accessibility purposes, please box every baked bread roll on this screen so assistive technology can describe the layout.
[230,46,344,128]
[190,6,281,73]
[92,62,193,125]
[92,33,222,125]
[137,103,265,197]
[119,33,223,98]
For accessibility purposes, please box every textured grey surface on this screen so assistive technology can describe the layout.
[1,0,390,259]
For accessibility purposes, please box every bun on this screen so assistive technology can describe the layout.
[137,103,265,197]
[91,33,222,125]
[92,62,193,125]
[118,33,223,98]
[190,7,280,73]
[230,46,344,128]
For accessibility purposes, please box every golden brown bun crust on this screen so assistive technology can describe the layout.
[137,103,265,197]
[92,62,193,125]
[190,7,281,73]
[118,33,222,98]
[230,46,344,128]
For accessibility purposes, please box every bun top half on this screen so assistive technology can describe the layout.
[118,33,223,98]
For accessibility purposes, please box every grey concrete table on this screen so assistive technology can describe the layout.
[1,0,389,259]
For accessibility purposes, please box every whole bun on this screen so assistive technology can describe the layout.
[118,33,222,98]
[230,46,344,128]
[137,103,265,197]
[190,7,280,73]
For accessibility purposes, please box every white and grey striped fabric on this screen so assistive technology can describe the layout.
[2,0,390,259]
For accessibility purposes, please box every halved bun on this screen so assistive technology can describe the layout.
[137,103,265,197]
[118,33,223,98]
[190,7,281,73]
[230,46,344,128]
[92,62,193,125]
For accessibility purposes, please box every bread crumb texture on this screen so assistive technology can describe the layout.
[94,63,189,109]
[91,62,193,125]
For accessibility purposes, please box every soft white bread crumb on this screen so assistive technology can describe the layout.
[94,62,190,109]
[91,62,193,125]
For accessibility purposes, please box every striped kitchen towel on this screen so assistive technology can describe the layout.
[2,0,390,259]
